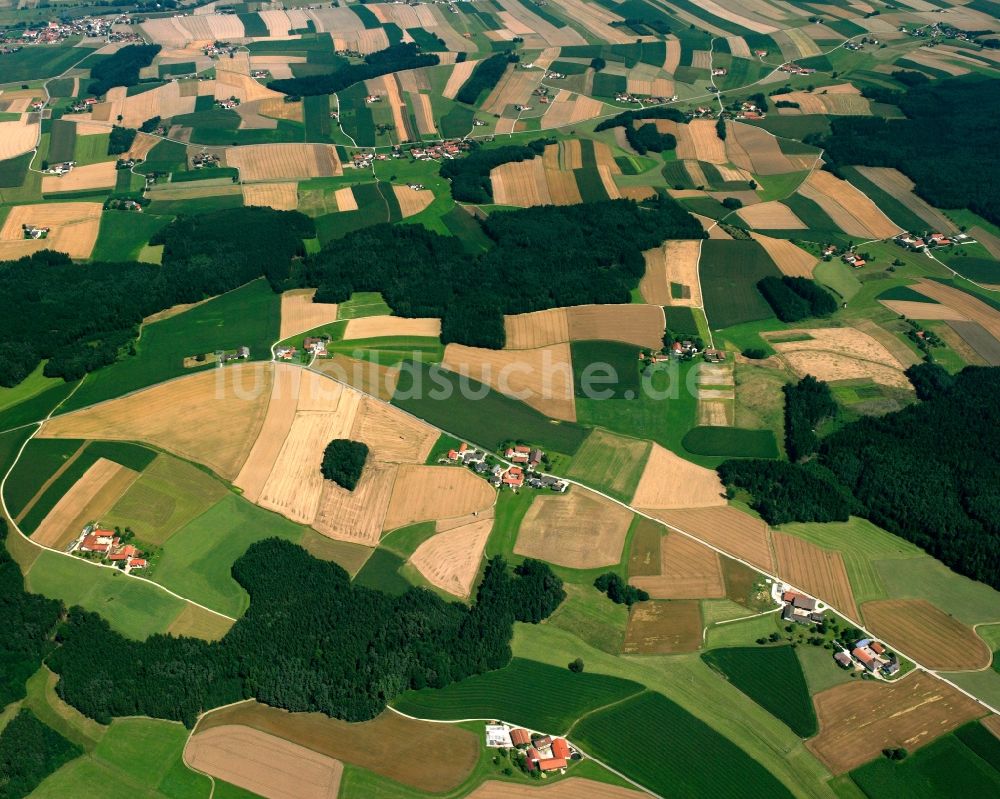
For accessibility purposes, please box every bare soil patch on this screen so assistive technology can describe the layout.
[41,365,271,480]
[32,458,139,549]
[383,465,495,532]
[443,343,576,421]
[807,673,985,774]
[631,531,725,599]
[515,487,632,568]
[196,702,479,794]
[862,599,991,671]
[410,515,492,598]
[186,725,343,799]
[280,289,338,340]
[772,531,858,618]
[631,444,725,510]
[624,600,703,654]
[651,506,774,572]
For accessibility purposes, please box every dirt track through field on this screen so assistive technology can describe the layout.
[443,343,576,421]
[280,289,338,339]
[807,673,985,773]
[41,365,272,481]
[631,531,725,599]
[773,531,858,619]
[515,487,632,568]
[383,465,495,531]
[410,515,493,598]
[651,506,774,572]
[631,444,725,510]
[32,459,140,549]
[640,240,702,306]
[186,725,343,799]
[862,599,991,670]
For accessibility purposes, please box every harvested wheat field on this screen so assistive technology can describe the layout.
[749,232,816,277]
[567,304,664,349]
[504,308,569,349]
[983,716,1000,740]
[392,184,434,218]
[564,428,651,501]
[350,396,437,463]
[256,384,363,525]
[443,59,477,99]
[197,701,479,793]
[0,118,39,158]
[442,343,576,421]
[342,315,441,340]
[280,289,337,340]
[226,143,341,182]
[726,122,805,175]
[514,487,632,569]
[383,465,495,532]
[880,300,968,320]
[631,444,726,510]
[769,327,909,389]
[167,603,234,641]
[0,202,103,260]
[640,240,703,306]
[333,186,358,212]
[41,161,117,194]
[861,599,991,671]
[243,181,298,211]
[410,515,493,598]
[912,280,1000,341]
[631,531,725,600]
[853,166,954,233]
[541,92,605,129]
[126,132,160,161]
[214,69,285,103]
[674,119,726,164]
[314,355,400,402]
[185,726,343,799]
[31,459,140,549]
[619,185,656,201]
[466,781,643,799]
[544,166,583,205]
[312,461,397,545]
[772,531,858,618]
[624,599,703,654]
[41,365,271,480]
[738,201,805,229]
[807,673,985,774]
[652,506,774,572]
[799,170,900,239]
[776,87,870,115]
[491,157,552,207]
[256,97,304,123]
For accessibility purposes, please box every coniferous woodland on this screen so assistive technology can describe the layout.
[455,52,516,105]
[43,540,565,726]
[0,710,81,799]
[783,375,837,462]
[720,367,1000,588]
[87,44,161,96]
[439,138,553,202]
[267,43,439,96]
[757,276,837,323]
[816,77,1000,226]
[320,439,369,490]
[306,198,705,348]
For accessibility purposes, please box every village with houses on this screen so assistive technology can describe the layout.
[70,524,148,574]
[484,722,580,776]
[444,441,569,493]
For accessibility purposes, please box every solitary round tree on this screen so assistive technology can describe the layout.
[321,439,369,490]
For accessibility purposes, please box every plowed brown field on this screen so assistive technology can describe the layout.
[862,599,991,670]
[772,531,857,618]
[650,506,774,572]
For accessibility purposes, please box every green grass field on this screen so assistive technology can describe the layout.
[572,690,795,798]
[544,582,629,655]
[814,259,862,303]
[24,549,185,640]
[20,668,106,753]
[103,454,229,546]
[0,379,79,433]
[393,657,644,732]
[352,548,413,596]
[700,240,781,329]
[48,118,77,163]
[393,362,588,456]
[90,211,173,262]
[30,717,211,799]
[682,426,779,458]
[2,437,84,519]
[873,555,1000,626]
[0,41,96,83]
[72,132,111,167]
[571,340,642,400]
[61,279,280,413]
[565,428,650,502]
[337,292,392,319]
[849,726,1000,798]
[701,646,817,737]
[152,494,305,617]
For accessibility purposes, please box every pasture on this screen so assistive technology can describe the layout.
[700,240,781,329]
[623,600,703,654]
[565,429,651,502]
[681,426,779,458]
[572,691,795,799]
[701,646,817,738]
[393,657,643,733]
[570,340,642,400]
[544,581,630,656]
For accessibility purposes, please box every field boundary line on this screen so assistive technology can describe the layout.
[562,688,650,739]
[385,705,662,798]
[13,439,89,524]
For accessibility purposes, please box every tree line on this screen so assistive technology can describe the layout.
[815,77,1000,226]
[304,197,705,348]
[0,207,314,387]
[456,52,517,105]
[47,540,566,726]
[719,366,1000,588]
[757,276,837,323]
[88,44,161,97]
[267,43,439,97]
